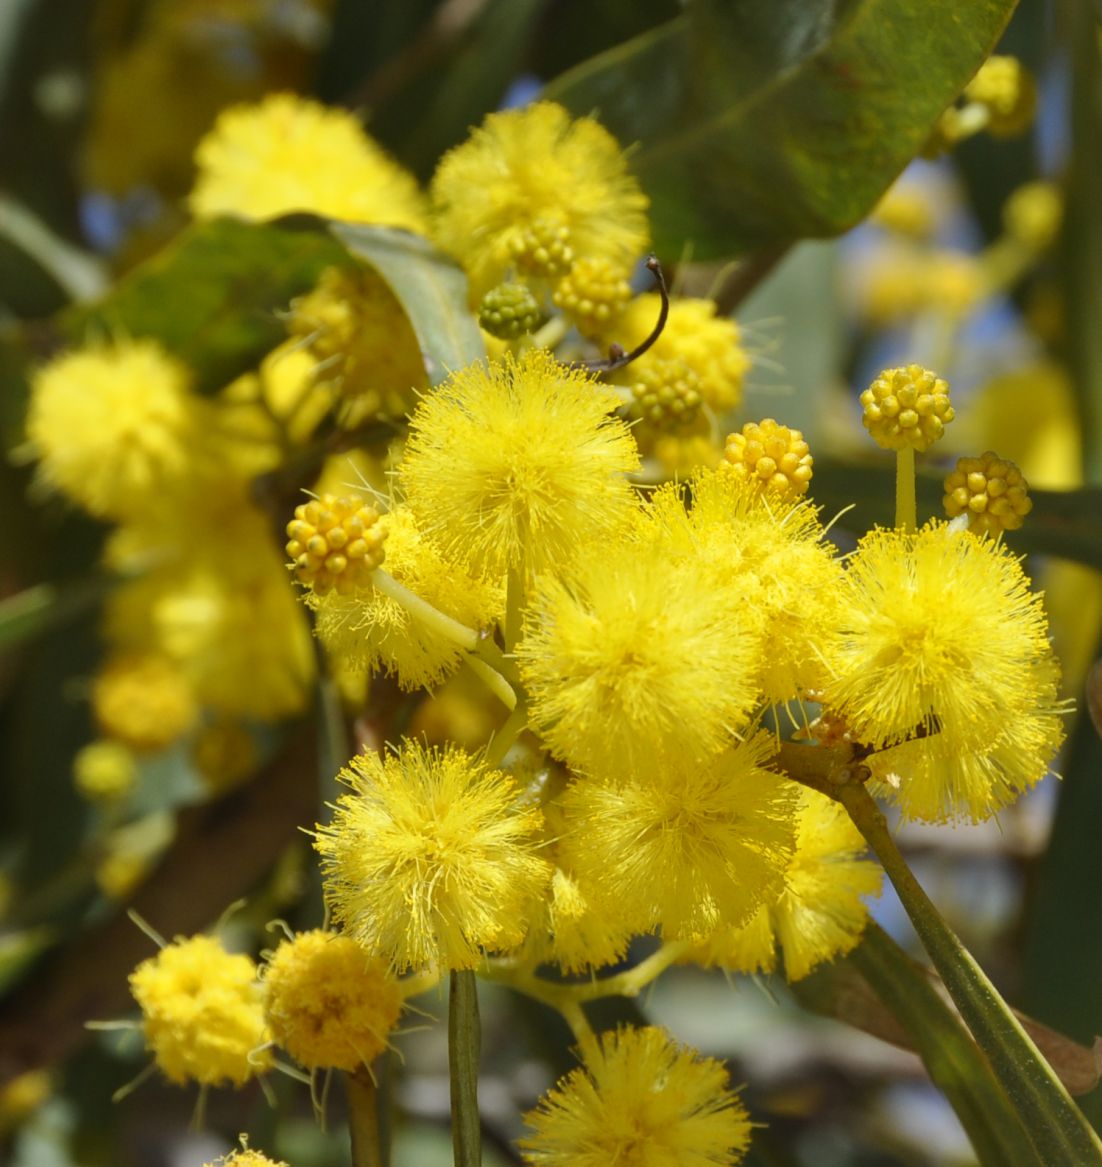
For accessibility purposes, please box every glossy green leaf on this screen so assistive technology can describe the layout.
[62,216,348,395]
[544,0,1017,258]
[332,222,485,383]
[796,923,1046,1167]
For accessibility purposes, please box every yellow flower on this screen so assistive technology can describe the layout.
[607,295,751,415]
[91,653,198,752]
[189,92,426,230]
[204,1146,288,1167]
[73,739,138,803]
[520,1026,751,1167]
[943,450,1033,535]
[285,493,388,596]
[557,734,798,939]
[824,522,1065,820]
[722,419,813,500]
[129,934,271,1087]
[641,468,843,705]
[311,506,504,692]
[860,365,953,452]
[552,256,633,337]
[27,338,203,521]
[965,56,1037,137]
[694,787,882,980]
[430,101,649,302]
[517,538,762,779]
[263,930,403,1071]
[287,265,428,425]
[399,349,640,578]
[314,742,551,971]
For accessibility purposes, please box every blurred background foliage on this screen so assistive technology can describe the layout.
[1,1,1101,1164]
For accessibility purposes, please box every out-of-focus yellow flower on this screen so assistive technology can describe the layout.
[92,654,198,752]
[189,93,426,230]
[73,739,138,803]
[430,101,649,302]
[1003,181,1063,252]
[965,56,1037,137]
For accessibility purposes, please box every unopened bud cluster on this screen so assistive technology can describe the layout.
[860,365,953,452]
[479,283,544,339]
[723,419,813,499]
[553,256,633,336]
[965,56,1036,137]
[286,494,387,595]
[509,216,574,280]
[943,451,1032,534]
[627,358,703,430]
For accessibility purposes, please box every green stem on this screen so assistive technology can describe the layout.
[346,1067,384,1167]
[449,970,482,1167]
[465,655,517,711]
[484,700,528,769]
[849,924,1046,1167]
[504,567,525,654]
[838,780,1102,1165]
[372,569,479,651]
[895,446,917,531]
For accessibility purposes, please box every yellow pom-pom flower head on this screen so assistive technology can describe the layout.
[27,338,203,521]
[314,741,551,971]
[129,934,271,1088]
[557,733,798,940]
[399,348,640,578]
[517,538,763,779]
[943,451,1032,535]
[520,1025,752,1167]
[286,494,388,596]
[91,652,198,751]
[723,419,813,500]
[824,523,1064,819]
[430,101,649,302]
[860,365,953,452]
[189,93,426,230]
[262,930,403,1072]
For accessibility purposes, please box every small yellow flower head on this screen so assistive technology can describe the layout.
[824,523,1063,820]
[73,739,138,803]
[263,930,403,1071]
[189,93,426,230]
[722,419,813,500]
[399,349,640,577]
[1003,181,1063,252]
[965,56,1037,137]
[27,338,201,521]
[520,1025,751,1167]
[626,357,704,431]
[922,250,984,315]
[860,364,953,452]
[204,1146,287,1167]
[943,451,1033,535]
[517,541,762,779]
[694,788,882,981]
[478,282,545,340]
[0,1069,51,1129]
[430,101,649,302]
[608,295,751,414]
[129,934,271,1087]
[552,256,633,337]
[314,742,551,971]
[92,653,198,751]
[286,494,387,596]
[192,719,258,795]
[287,266,427,424]
[311,506,503,692]
[870,183,934,238]
[558,734,798,939]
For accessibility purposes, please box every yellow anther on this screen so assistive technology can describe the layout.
[722,419,813,500]
[860,365,953,452]
[943,451,1032,535]
[286,493,387,595]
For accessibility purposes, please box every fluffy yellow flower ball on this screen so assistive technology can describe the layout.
[189,93,427,230]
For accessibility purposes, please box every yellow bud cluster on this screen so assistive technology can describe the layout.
[627,358,703,430]
[943,451,1032,534]
[508,215,574,280]
[722,419,813,499]
[92,654,197,752]
[860,365,953,452]
[553,256,633,336]
[286,495,387,595]
[965,55,1037,137]
[1003,181,1063,252]
[73,740,137,803]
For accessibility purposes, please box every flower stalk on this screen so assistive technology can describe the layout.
[449,970,482,1167]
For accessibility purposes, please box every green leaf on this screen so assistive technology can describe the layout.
[62,216,348,395]
[796,923,1047,1167]
[332,223,485,383]
[544,0,1018,258]
[0,578,111,653]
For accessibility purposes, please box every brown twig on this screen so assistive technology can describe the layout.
[574,256,670,375]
